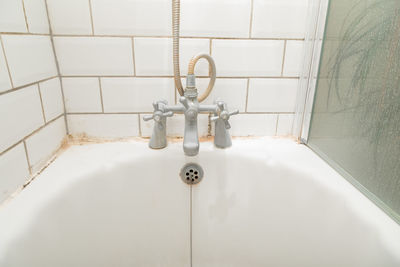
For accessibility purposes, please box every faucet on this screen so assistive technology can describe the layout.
[143,74,238,156]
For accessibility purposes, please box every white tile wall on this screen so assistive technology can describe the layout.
[0,143,30,202]
[1,35,57,87]
[212,40,284,77]
[23,0,50,34]
[252,0,308,38]
[194,78,248,112]
[283,41,305,77]
[0,85,44,153]
[277,114,294,136]
[0,40,12,92]
[181,0,251,37]
[54,37,134,76]
[0,0,27,33]
[39,77,64,121]
[229,114,278,136]
[47,0,93,34]
[101,78,175,112]
[134,38,210,76]
[25,117,66,173]
[247,79,298,112]
[91,0,171,36]
[67,114,139,138]
[63,78,102,113]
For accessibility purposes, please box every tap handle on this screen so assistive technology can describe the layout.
[143,114,155,121]
[211,105,239,129]
[179,96,190,109]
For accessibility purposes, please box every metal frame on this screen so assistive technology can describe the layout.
[293,0,330,143]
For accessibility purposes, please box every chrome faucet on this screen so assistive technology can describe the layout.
[143,75,238,156]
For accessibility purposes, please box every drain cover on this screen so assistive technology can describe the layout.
[180,163,204,185]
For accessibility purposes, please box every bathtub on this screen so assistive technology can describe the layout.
[0,138,399,267]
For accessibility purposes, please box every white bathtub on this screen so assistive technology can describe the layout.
[0,138,399,267]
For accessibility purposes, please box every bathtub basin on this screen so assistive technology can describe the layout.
[0,138,399,267]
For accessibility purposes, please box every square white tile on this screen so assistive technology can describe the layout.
[47,0,93,34]
[0,143,30,203]
[134,38,210,76]
[101,77,175,112]
[91,0,171,36]
[39,78,64,122]
[212,40,284,77]
[63,78,102,113]
[0,85,44,153]
[247,78,298,112]
[181,0,251,38]
[54,37,134,76]
[0,0,27,33]
[252,0,308,39]
[23,0,50,34]
[26,116,66,173]
[2,35,57,87]
[67,114,139,138]
[283,41,304,77]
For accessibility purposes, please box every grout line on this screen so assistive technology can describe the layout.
[209,39,212,55]
[59,75,300,79]
[245,78,250,112]
[249,0,254,38]
[0,76,57,96]
[0,32,50,36]
[0,35,15,88]
[37,83,47,123]
[98,77,105,113]
[0,114,64,156]
[66,111,296,115]
[21,0,30,33]
[131,37,137,76]
[281,40,287,76]
[137,114,142,137]
[49,34,305,41]
[22,140,32,175]
[44,0,69,134]
[88,0,95,35]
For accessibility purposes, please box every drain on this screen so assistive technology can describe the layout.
[180,163,204,185]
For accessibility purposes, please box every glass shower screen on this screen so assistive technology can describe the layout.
[308,0,400,222]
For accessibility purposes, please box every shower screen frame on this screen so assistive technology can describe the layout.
[293,0,330,143]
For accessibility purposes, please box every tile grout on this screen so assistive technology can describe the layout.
[37,83,47,123]
[44,0,69,134]
[21,0,30,33]
[22,140,32,175]
[0,35,15,88]
[88,0,95,35]
[0,75,57,96]
[281,40,287,76]
[0,114,64,157]
[98,77,105,113]
[249,0,254,38]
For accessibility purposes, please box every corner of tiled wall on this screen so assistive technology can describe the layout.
[47,0,308,139]
[0,0,68,202]
[1,0,309,202]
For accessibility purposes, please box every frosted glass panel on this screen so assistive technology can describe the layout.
[309,0,400,220]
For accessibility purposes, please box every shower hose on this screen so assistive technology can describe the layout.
[172,0,216,102]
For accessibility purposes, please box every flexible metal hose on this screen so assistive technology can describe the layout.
[172,0,184,96]
[187,54,216,102]
[172,0,216,102]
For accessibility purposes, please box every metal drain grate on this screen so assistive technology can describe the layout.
[180,163,204,185]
